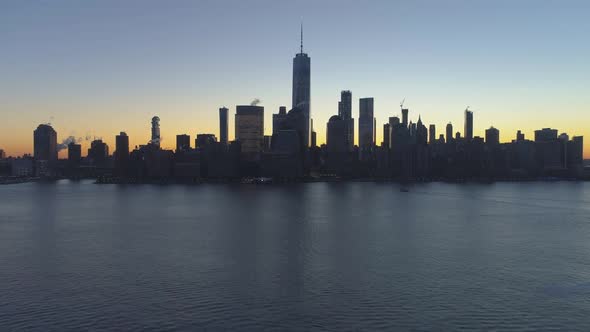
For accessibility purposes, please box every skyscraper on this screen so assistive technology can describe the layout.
[151,116,161,148]
[88,139,109,165]
[176,134,190,152]
[383,123,391,148]
[272,106,288,135]
[292,25,311,147]
[402,108,409,128]
[359,97,375,159]
[464,108,473,141]
[67,143,81,165]
[429,124,436,144]
[219,107,228,145]
[33,124,57,161]
[115,132,129,174]
[235,105,264,160]
[485,127,500,145]
[327,115,347,154]
[446,123,453,143]
[338,90,353,150]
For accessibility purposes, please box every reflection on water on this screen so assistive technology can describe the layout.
[1,180,590,330]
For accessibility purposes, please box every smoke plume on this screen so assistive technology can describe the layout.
[250,98,261,106]
[57,136,83,151]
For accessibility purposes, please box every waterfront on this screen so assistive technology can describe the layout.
[1,181,590,330]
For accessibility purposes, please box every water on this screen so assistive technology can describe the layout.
[1,180,590,331]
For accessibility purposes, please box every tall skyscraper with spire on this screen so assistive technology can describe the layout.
[292,24,311,146]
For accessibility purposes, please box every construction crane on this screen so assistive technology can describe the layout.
[400,98,405,109]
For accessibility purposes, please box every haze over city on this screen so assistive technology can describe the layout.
[2,0,589,158]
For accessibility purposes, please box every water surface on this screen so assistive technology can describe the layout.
[1,181,590,330]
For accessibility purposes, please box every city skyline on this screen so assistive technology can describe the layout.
[2,1,589,158]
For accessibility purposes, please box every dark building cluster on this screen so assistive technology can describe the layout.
[0,28,587,182]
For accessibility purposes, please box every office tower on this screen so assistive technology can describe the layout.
[568,136,584,167]
[67,143,81,164]
[311,119,317,147]
[115,132,129,174]
[534,128,558,142]
[292,25,311,146]
[402,108,409,128]
[219,107,229,145]
[464,109,473,141]
[272,106,288,135]
[235,105,264,160]
[195,134,217,149]
[359,98,375,153]
[485,127,500,145]
[88,139,109,165]
[176,134,190,152]
[446,123,453,143]
[338,90,354,150]
[516,130,525,141]
[327,116,347,153]
[0,149,5,159]
[429,124,436,144]
[33,124,57,161]
[416,117,428,145]
[151,116,161,148]
[383,123,391,148]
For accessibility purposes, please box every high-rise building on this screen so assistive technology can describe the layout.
[0,149,5,159]
[383,123,391,148]
[516,130,525,141]
[464,109,473,141]
[272,106,288,135]
[151,116,161,148]
[338,90,354,150]
[429,124,436,144]
[446,123,453,143]
[485,127,500,145]
[33,124,57,161]
[235,105,264,160]
[115,132,129,174]
[219,107,228,145]
[176,134,190,152]
[534,128,558,142]
[196,134,217,149]
[88,139,109,166]
[359,98,375,160]
[311,119,317,148]
[402,108,409,128]
[292,25,311,146]
[327,116,347,153]
[67,143,81,165]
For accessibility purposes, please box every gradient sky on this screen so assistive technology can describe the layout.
[2,0,589,158]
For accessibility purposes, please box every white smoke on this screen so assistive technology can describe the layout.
[250,98,261,106]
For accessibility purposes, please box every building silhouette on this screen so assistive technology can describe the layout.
[485,127,500,145]
[446,123,453,143]
[67,143,81,165]
[235,105,264,161]
[292,25,311,146]
[338,90,353,150]
[115,132,129,175]
[151,116,161,148]
[429,124,436,144]
[464,109,473,141]
[219,107,228,145]
[176,134,190,152]
[33,124,57,161]
[88,139,109,166]
[359,97,375,160]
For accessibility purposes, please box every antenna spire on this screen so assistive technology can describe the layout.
[300,21,303,53]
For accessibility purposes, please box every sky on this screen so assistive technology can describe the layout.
[1,0,589,158]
